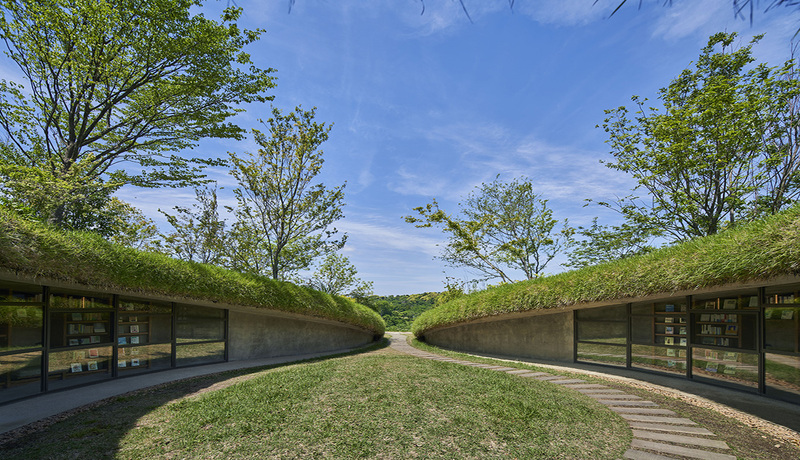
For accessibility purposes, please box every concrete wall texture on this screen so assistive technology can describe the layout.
[228,310,376,361]
[422,310,574,362]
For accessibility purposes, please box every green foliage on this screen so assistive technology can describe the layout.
[158,186,227,265]
[305,252,373,297]
[373,292,441,331]
[0,0,274,226]
[228,105,346,280]
[406,176,572,283]
[599,32,800,242]
[412,202,800,336]
[0,208,384,335]
[565,217,654,269]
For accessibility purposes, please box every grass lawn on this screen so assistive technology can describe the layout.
[2,341,630,459]
[410,339,800,460]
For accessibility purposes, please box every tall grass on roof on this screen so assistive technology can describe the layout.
[412,203,800,336]
[0,209,384,335]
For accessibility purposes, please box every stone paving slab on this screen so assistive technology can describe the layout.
[632,430,729,449]
[583,393,642,400]
[618,414,698,425]
[611,407,677,416]
[505,369,537,375]
[623,449,676,460]
[549,379,587,384]
[627,422,714,436]
[630,439,736,460]
[568,384,614,390]
[516,372,551,378]
[532,375,567,381]
[489,367,517,371]
[596,400,659,407]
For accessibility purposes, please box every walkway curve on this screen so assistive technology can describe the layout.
[388,332,736,460]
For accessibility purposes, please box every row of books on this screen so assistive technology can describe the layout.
[698,314,737,323]
[67,323,106,334]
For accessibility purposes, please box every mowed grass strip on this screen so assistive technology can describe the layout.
[3,347,629,459]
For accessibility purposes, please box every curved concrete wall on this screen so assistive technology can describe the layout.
[422,310,574,362]
[228,309,376,360]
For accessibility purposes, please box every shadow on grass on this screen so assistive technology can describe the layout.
[1,339,389,459]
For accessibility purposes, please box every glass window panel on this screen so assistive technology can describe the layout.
[119,299,171,314]
[0,305,43,351]
[176,341,225,367]
[0,351,42,403]
[0,285,43,303]
[691,347,758,388]
[577,321,626,344]
[576,304,627,321]
[631,344,686,375]
[576,343,626,367]
[694,292,759,310]
[176,305,224,320]
[766,353,800,398]
[50,312,112,349]
[764,307,799,353]
[176,305,224,342]
[50,293,112,310]
[691,312,756,350]
[654,301,687,314]
[764,284,800,307]
[48,346,112,390]
[631,316,653,343]
[118,343,172,373]
[631,303,653,316]
[118,313,172,345]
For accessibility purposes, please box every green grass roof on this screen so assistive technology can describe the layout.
[0,209,385,335]
[412,204,800,336]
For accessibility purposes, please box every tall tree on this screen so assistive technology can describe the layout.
[228,105,346,280]
[0,0,274,227]
[305,252,373,298]
[158,186,227,264]
[599,32,800,242]
[565,217,654,269]
[406,177,572,284]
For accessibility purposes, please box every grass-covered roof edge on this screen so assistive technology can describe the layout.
[0,209,385,336]
[412,203,800,336]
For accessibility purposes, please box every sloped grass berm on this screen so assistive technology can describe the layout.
[2,344,629,459]
[413,203,800,336]
[0,209,384,335]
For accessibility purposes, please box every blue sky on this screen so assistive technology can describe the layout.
[80,2,800,294]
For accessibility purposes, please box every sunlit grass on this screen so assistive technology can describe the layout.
[3,345,629,459]
[0,209,384,335]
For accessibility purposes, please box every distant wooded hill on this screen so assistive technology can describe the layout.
[368,292,441,331]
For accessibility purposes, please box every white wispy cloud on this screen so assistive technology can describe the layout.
[392,119,636,207]
[336,219,442,258]
[517,0,616,26]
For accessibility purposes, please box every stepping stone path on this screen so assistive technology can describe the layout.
[389,333,736,460]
